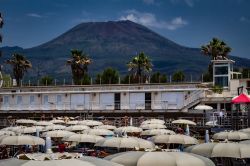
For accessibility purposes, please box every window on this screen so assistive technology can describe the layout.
[215,76,228,87]
[30,95,35,104]
[57,95,62,104]
[43,95,48,104]
[114,93,120,110]
[17,96,22,104]
[145,93,151,110]
[3,96,9,105]
[215,66,228,75]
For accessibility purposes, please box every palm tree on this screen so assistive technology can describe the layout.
[0,12,3,57]
[172,71,185,82]
[127,52,152,83]
[6,53,32,86]
[201,38,231,60]
[67,49,92,85]
[95,67,119,84]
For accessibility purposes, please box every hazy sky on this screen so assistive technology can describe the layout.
[0,0,250,58]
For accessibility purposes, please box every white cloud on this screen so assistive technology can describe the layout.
[240,16,250,23]
[120,10,188,30]
[26,13,43,18]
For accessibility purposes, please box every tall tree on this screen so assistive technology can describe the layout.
[6,53,32,86]
[95,67,119,84]
[150,72,167,83]
[172,71,185,82]
[201,38,231,60]
[127,52,152,83]
[67,49,92,85]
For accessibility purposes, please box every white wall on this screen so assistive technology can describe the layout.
[129,93,145,109]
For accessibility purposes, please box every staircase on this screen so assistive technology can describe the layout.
[180,90,205,112]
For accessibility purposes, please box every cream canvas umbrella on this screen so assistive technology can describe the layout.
[0,155,122,166]
[95,137,155,149]
[1,126,25,132]
[15,126,45,134]
[212,131,250,141]
[50,119,65,124]
[62,134,104,143]
[78,120,103,126]
[151,134,198,145]
[141,119,165,125]
[66,121,79,125]
[35,121,53,126]
[141,129,175,136]
[0,135,45,145]
[65,125,90,131]
[83,129,114,136]
[94,125,117,130]
[239,128,250,134]
[105,151,215,166]
[194,105,213,110]
[41,130,75,138]
[45,125,66,131]
[114,126,142,134]
[16,119,37,125]
[0,130,15,136]
[185,143,250,159]
[240,140,250,144]
[172,119,196,126]
[140,124,166,130]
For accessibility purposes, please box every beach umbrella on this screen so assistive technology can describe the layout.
[78,120,103,126]
[141,119,165,125]
[0,130,15,136]
[185,143,250,159]
[172,119,196,126]
[212,131,250,141]
[66,121,79,125]
[95,125,117,130]
[232,93,250,104]
[141,129,175,136]
[1,126,25,132]
[45,125,66,131]
[50,119,65,124]
[194,105,213,110]
[114,126,142,134]
[62,134,104,143]
[239,128,250,134]
[105,151,215,166]
[15,126,45,134]
[151,134,198,145]
[239,140,250,144]
[35,121,53,126]
[140,124,166,130]
[0,155,122,166]
[83,129,114,136]
[16,119,36,125]
[95,137,155,149]
[41,130,75,138]
[0,135,45,145]
[65,125,90,131]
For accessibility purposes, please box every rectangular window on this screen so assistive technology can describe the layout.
[57,95,62,104]
[17,96,22,104]
[215,76,228,87]
[43,95,48,104]
[30,95,35,104]
[145,93,151,110]
[114,93,121,110]
[215,66,228,75]
[3,96,9,105]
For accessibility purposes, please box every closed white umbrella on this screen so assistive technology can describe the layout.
[0,135,45,145]
[95,137,155,149]
[151,134,198,145]
[62,134,104,143]
[41,130,75,138]
[105,151,215,166]
[65,125,90,131]
[141,129,175,136]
